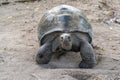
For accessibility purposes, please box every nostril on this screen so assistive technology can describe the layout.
[68,36,70,39]
[61,37,63,40]
[68,36,71,41]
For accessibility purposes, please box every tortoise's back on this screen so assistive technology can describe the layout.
[38,5,93,44]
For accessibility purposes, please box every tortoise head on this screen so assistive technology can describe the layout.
[60,33,72,50]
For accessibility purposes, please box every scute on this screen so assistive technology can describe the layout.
[38,5,93,45]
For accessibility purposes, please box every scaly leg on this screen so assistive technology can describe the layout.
[36,42,53,64]
[79,41,96,68]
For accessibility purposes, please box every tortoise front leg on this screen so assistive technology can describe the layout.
[36,42,53,64]
[79,41,96,68]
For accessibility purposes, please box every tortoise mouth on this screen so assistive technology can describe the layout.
[63,40,71,46]
[61,40,72,50]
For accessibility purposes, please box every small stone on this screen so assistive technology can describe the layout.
[109,38,112,40]
[101,47,105,51]
[103,11,111,15]
[8,16,13,19]
[24,2,28,4]
[26,6,29,9]
[109,27,113,30]
[34,8,39,12]
[115,18,120,24]
[116,19,120,22]
[12,21,15,23]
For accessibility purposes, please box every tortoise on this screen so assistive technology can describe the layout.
[36,5,96,68]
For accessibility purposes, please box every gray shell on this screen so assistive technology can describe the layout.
[38,5,93,45]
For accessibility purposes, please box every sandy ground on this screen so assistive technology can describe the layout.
[0,0,120,80]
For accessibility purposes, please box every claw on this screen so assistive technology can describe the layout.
[36,53,51,64]
[79,61,95,68]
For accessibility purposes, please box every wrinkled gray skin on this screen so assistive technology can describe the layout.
[36,5,96,68]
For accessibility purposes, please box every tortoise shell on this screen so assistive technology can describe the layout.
[38,5,93,45]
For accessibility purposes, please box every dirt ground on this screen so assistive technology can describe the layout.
[0,0,120,80]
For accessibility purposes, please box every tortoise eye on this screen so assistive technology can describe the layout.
[61,36,64,40]
[68,36,71,41]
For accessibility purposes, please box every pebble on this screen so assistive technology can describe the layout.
[8,16,13,19]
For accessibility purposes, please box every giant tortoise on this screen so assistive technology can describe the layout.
[36,5,96,68]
